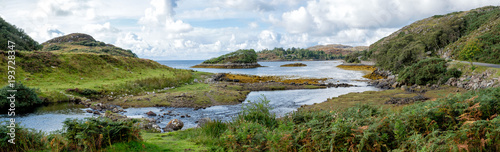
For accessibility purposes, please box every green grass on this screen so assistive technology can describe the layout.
[109,82,249,108]
[0,51,193,102]
[103,141,162,152]
[142,131,208,151]
[449,61,500,78]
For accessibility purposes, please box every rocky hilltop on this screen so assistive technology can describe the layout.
[42,33,138,58]
[192,49,262,68]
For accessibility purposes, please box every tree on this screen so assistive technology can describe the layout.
[460,39,482,69]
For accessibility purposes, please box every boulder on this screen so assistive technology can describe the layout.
[197,117,211,128]
[164,119,184,132]
[146,111,157,116]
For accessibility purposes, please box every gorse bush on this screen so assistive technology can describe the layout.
[398,58,461,85]
[0,82,43,114]
[62,117,141,151]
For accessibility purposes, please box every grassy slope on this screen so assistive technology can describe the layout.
[370,6,500,73]
[0,51,192,102]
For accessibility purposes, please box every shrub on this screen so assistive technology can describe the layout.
[0,121,46,151]
[0,82,43,114]
[398,58,461,85]
[238,96,277,128]
[62,117,141,151]
[202,119,227,138]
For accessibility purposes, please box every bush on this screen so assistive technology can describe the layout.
[0,121,46,151]
[398,58,461,85]
[62,117,141,151]
[0,82,43,114]
[238,96,277,128]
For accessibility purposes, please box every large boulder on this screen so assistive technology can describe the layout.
[164,119,184,132]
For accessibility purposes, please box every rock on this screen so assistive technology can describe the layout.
[401,85,407,91]
[93,111,101,115]
[181,115,185,118]
[86,110,93,113]
[152,124,162,132]
[197,117,211,127]
[146,111,157,116]
[164,119,184,132]
[112,108,119,113]
[391,82,399,88]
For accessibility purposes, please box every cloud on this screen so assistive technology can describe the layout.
[28,24,65,43]
[139,0,192,34]
[83,22,121,42]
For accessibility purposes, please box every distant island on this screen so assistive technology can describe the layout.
[257,45,367,61]
[280,63,307,67]
[191,49,262,68]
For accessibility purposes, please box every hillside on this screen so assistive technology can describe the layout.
[192,49,262,68]
[307,44,368,55]
[0,17,42,51]
[257,47,345,61]
[41,33,138,58]
[0,51,192,103]
[370,6,500,73]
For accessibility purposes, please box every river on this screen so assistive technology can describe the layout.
[0,60,379,132]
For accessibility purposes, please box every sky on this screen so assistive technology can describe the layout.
[0,0,498,60]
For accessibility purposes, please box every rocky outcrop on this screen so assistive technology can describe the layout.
[369,77,398,89]
[164,119,184,132]
[191,63,262,69]
[445,70,500,90]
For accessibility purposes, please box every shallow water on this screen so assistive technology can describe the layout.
[0,60,379,132]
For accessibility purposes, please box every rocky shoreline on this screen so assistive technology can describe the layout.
[191,63,263,69]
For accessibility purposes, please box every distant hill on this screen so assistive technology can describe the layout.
[0,17,42,51]
[257,47,347,61]
[42,33,138,58]
[370,6,500,73]
[307,44,368,56]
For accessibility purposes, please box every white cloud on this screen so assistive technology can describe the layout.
[1,0,499,60]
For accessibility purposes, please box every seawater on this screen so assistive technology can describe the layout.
[1,60,379,132]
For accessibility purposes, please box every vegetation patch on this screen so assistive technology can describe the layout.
[280,63,307,67]
[202,49,258,64]
[258,47,346,61]
[222,73,326,84]
[398,58,462,85]
[0,82,42,114]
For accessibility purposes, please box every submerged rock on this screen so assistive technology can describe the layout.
[146,111,157,116]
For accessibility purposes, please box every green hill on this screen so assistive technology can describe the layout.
[370,6,500,73]
[41,33,138,58]
[193,49,262,68]
[0,17,42,51]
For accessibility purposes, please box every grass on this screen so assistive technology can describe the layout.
[142,131,208,151]
[0,51,192,102]
[109,82,249,108]
[302,85,466,111]
[449,61,500,78]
